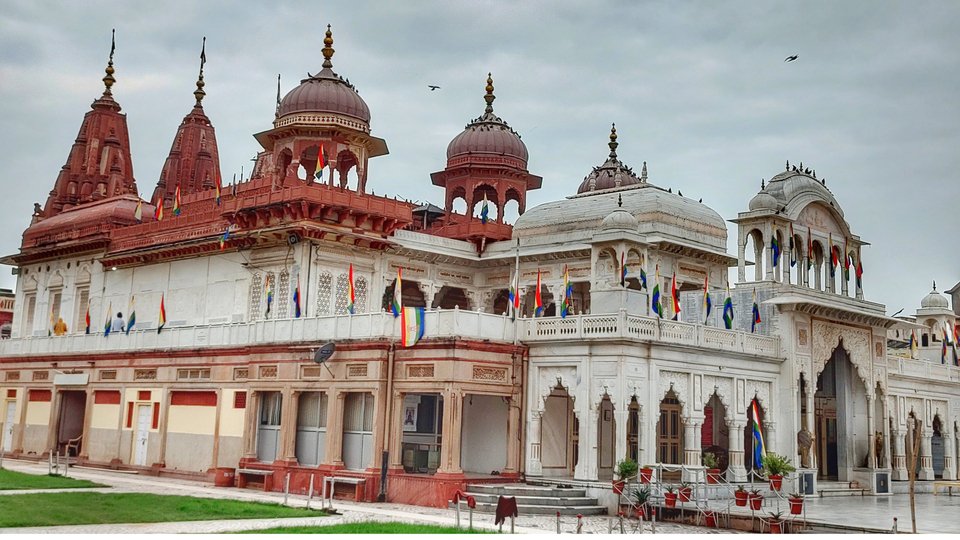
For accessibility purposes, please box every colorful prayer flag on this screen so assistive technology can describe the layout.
[620,252,628,287]
[157,294,167,334]
[560,265,572,318]
[173,184,182,216]
[671,271,681,321]
[751,289,761,333]
[480,193,489,224]
[219,227,229,250]
[535,269,544,317]
[750,400,766,469]
[84,303,91,335]
[789,224,796,267]
[125,296,136,335]
[651,265,663,318]
[829,234,837,278]
[843,240,851,282]
[722,284,734,330]
[154,194,164,222]
[215,175,222,206]
[806,226,813,270]
[103,301,113,336]
[264,274,274,318]
[391,267,402,318]
[771,234,781,268]
[639,267,647,290]
[347,264,356,314]
[703,275,712,325]
[314,144,327,180]
[134,199,142,223]
[400,306,425,347]
[909,330,918,359]
[855,259,863,289]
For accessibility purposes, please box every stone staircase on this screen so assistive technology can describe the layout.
[815,480,869,497]
[453,483,608,516]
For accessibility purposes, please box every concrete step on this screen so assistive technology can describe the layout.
[466,483,587,498]
[457,501,608,516]
[463,492,598,506]
[817,488,869,497]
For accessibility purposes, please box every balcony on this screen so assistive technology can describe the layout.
[886,356,960,383]
[523,311,782,358]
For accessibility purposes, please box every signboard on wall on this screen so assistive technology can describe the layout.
[53,373,89,386]
[402,395,420,432]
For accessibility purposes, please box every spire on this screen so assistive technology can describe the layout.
[321,24,335,69]
[484,73,495,114]
[102,29,116,96]
[641,161,648,181]
[933,280,938,292]
[193,37,206,106]
[274,73,281,117]
[608,123,618,159]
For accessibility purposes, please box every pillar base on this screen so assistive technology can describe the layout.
[726,466,747,484]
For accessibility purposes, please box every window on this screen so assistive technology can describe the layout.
[278,270,290,318]
[248,273,263,321]
[256,391,282,462]
[401,393,444,474]
[234,391,247,409]
[74,287,89,333]
[342,392,375,470]
[316,271,332,315]
[335,273,350,314]
[356,276,368,313]
[176,368,211,380]
[49,290,62,326]
[657,393,683,468]
[23,294,36,335]
[259,392,282,426]
[295,392,328,466]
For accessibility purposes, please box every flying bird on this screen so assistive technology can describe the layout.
[784,55,798,62]
[428,85,441,91]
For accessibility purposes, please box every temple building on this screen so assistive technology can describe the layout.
[0,27,957,511]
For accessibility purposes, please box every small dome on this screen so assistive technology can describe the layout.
[446,74,527,164]
[600,207,639,231]
[749,191,778,211]
[276,26,371,125]
[921,287,949,309]
[577,125,645,194]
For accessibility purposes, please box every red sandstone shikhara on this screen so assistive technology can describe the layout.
[0,23,958,518]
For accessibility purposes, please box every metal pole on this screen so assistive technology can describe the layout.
[469,506,473,531]
[556,512,561,534]
[455,500,461,529]
[510,516,515,534]
[306,475,314,510]
[576,514,583,534]
[283,472,290,505]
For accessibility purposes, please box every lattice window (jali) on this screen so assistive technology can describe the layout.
[334,273,350,315]
[264,272,277,319]
[278,270,290,319]
[355,276,368,313]
[316,271,332,315]
[249,273,263,321]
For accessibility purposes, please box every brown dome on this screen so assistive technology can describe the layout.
[276,26,371,125]
[577,124,646,194]
[445,74,528,165]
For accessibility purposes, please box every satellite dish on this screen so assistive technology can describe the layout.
[314,342,336,364]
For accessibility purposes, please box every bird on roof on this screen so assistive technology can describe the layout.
[678,190,683,197]
[698,198,703,203]
[428,85,441,91]
[668,188,672,193]
[785,55,799,62]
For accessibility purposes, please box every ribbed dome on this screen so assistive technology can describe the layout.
[577,125,646,194]
[749,192,778,211]
[921,287,949,309]
[276,26,371,125]
[600,207,639,231]
[445,74,528,164]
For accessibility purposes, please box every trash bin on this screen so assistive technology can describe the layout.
[214,467,236,487]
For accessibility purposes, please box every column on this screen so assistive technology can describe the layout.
[637,408,646,468]
[727,420,747,482]
[527,410,543,476]
[503,396,521,475]
[805,390,817,470]
[918,431,934,480]
[737,232,746,283]
[942,420,956,481]
[614,409,628,470]
[279,389,300,463]
[682,417,698,466]
[324,390,345,467]
[436,389,463,475]
[881,400,892,469]
[891,428,908,480]
[866,395,876,468]
[764,421,777,455]
[78,387,95,461]
[764,228,773,281]
[242,391,260,459]
[387,391,404,469]
[755,242,765,281]
[841,268,849,297]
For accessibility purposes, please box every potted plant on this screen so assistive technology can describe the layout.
[788,493,804,515]
[734,485,748,507]
[663,485,678,508]
[613,458,638,494]
[762,453,796,491]
[704,509,718,528]
[748,488,763,511]
[768,511,784,534]
[639,464,654,484]
[703,452,721,484]
[678,481,693,502]
[632,486,651,519]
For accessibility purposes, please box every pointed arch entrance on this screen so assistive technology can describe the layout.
[744,398,766,476]
[702,393,729,473]
[540,385,577,478]
[814,343,869,480]
[657,390,683,482]
[597,395,616,480]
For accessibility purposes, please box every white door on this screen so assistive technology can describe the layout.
[2,402,15,452]
[133,405,151,466]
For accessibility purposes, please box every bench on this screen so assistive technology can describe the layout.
[237,468,273,491]
[933,481,960,496]
[321,476,367,509]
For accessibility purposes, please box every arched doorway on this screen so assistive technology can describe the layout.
[932,415,945,479]
[626,396,640,463]
[702,393,729,473]
[814,344,869,480]
[541,385,576,478]
[744,398,766,477]
[597,395,616,480]
[657,390,683,482]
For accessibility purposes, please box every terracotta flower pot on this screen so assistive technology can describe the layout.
[612,480,625,495]
[768,474,783,491]
[705,512,717,528]
[734,490,748,507]
[706,469,721,484]
[788,497,804,515]
[634,506,645,519]
[769,520,783,534]
[679,486,692,502]
[664,492,678,508]
[639,468,653,484]
[749,494,763,511]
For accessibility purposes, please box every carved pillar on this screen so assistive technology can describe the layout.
[727,420,747,482]
[527,410,543,476]
[919,432,934,480]
[814,260,822,291]
[437,389,463,475]
[325,390,346,467]
[388,391,404,469]
[881,399,891,469]
[764,421,777,455]
[614,409,628,471]
[866,395,876,468]
[682,417,698,466]
[737,230,746,283]
[504,396,521,475]
[841,266,849,297]
[804,388,817,470]
[78,387,95,461]
[942,420,956,480]
[242,391,260,459]
[637,407,646,467]
[279,389,300,463]
[764,228,773,281]
[891,428,908,480]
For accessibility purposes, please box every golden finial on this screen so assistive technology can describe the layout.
[608,123,618,159]
[321,25,335,69]
[194,36,207,106]
[102,29,116,95]
[484,72,495,113]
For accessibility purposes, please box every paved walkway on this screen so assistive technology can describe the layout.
[0,460,723,534]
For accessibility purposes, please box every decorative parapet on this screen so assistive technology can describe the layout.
[886,356,960,383]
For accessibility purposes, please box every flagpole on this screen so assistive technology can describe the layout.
[513,238,520,346]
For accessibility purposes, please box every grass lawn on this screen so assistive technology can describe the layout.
[0,492,324,528]
[0,468,106,490]
[243,522,492,534]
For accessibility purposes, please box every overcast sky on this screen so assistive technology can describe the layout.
[0,0,957,315]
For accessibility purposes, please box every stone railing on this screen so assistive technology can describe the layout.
[887,356,960,383]
[0,309,517,357]
[523,311,781,358]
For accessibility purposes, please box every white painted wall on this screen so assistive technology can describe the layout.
[461,394,508,474]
